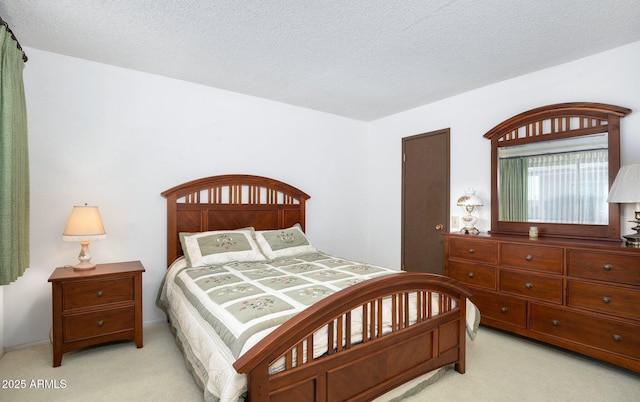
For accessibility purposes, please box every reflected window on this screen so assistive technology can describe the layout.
[498,134,608,224]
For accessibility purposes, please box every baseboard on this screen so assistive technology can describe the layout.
[4,320,168,353]
[5,338,49,353]
[143,318,169,328]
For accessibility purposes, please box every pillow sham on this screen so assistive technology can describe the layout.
[255,224,317,259]
[180,229,266,267]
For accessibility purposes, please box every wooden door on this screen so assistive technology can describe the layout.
[402,129,450,274]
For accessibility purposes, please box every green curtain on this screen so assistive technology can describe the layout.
[0,21,29,285]
[498,157,528,221]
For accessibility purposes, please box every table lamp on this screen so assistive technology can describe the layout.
[62,204,106,269]
[607,164,640,247]
[457,189,483,235]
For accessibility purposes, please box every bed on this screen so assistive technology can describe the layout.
[157,174,478,401]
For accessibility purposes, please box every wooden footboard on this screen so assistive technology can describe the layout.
[234,273,472,402]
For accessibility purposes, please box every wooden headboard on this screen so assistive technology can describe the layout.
[161,174,310,266]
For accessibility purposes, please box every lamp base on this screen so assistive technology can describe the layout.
[622,215,640,248]
[622,231,640,248]
[460,213,480,235]
[460,226,480,235]
[72,262,96,270]
[73,240,96,270]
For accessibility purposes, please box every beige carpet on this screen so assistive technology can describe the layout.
[0,322,638,401]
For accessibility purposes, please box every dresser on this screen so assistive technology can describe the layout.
[48,260,145,367]
[444,233,640,372]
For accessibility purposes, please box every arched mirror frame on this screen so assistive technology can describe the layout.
[484,102,631,241]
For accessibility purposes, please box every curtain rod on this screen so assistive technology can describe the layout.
[0,16,28,63]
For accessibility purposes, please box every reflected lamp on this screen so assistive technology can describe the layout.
[607,164,640,247]
[62,204,106,269]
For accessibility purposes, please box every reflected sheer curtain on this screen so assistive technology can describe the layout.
[499,150,608,224]
[528,150,608,224]
[0,19,29,285]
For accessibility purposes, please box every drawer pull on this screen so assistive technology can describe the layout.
[468,248,475,254]
[524,283,533,289]
[552,319,560,326]
[97,320,105,327]
[602,264,612,271]
[500,307,508,313]
[96,290,104,297]
[601,296,611,304]
[525,255,533,261]
[612,334,622,342]
[468,272,475,278]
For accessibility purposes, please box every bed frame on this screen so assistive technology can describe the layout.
[162,174,471,402]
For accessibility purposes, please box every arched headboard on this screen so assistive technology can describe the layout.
[161,174,310,265]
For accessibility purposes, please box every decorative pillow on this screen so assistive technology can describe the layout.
[255,224,317,259]
[179,232,195,266]
[180,229,266,267]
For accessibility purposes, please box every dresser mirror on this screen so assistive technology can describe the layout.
[497,132,609,225]
[484,103,631,241]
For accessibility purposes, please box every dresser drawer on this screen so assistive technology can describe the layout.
[500,270,562,303]
[63,306,135,342]
[567,250,640,285]
[567,280,640,320]
[448,238,497,265]
[530,304,640,360]
[447,261,496,290]
[471,291,527,328]
[63,277,135,310]
[500,243,563,273]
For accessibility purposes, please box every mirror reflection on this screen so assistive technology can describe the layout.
[497,133,609,224]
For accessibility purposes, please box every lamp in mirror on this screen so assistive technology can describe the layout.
[62,204,106,269]
[607,164,640,247]
[457,189,483,235]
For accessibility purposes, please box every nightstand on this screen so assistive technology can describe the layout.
[48,260,145,367]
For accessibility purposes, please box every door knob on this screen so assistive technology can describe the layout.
[435,223,444,230]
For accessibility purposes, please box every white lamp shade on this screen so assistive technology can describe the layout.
[62,205,106,241]
[607,164,640,204]
[457,189,483,206]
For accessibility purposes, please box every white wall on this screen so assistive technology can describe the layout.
[3,41,639,348]
[364,41,640,269]
[2,48,369,347]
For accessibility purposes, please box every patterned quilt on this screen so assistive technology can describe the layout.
[170,252,396,358]
[158,251,480,402]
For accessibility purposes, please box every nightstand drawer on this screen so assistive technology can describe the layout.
[567,250,640,285]
[567,281,640,320]
[447,261,496,290]
[500,244,563,273]
[500,270,562,304]
[63,277,134,310]
[63,306,135,342]
[448,238,498,265]
[530,304,640,360]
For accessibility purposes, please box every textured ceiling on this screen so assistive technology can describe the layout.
[2,1,640,121]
